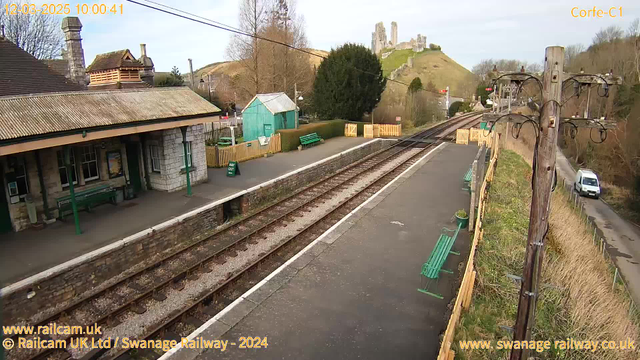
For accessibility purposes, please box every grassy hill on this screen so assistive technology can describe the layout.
[381,49,476,98]
[195,49,329,78]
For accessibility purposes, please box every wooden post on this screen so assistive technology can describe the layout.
[510,46,564,360]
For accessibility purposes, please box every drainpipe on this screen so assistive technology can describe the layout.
[35,150,51,220]
[64,146,81,234]
[180,127,192,196]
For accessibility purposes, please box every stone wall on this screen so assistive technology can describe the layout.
[1,139,389,324]
[145,125,207,192]
[2,202,224,324]
[240,139,390,212]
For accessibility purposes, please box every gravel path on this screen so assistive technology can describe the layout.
[68,147,422,359]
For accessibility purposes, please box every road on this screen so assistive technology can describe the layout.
[556,148,640,304]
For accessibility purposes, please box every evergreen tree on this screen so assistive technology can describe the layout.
[156,66,184,87]
[313,43,386,120]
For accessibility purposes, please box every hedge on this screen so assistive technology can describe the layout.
[277,120,347,151]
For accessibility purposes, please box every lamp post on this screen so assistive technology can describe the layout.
[199,78,211,102]
[294,83,303,129]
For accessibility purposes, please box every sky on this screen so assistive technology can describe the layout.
[60,0,640,72]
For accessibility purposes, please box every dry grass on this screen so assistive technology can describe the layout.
[600,182,640,225]
[454,135,639,359]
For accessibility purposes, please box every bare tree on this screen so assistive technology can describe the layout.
[627,18,640,38]
[226,0,267,98]
[0,0,64,59]
[593,25,623,45]
[525,62,543,73]
[564,44,585,69]
[471,59,494,79]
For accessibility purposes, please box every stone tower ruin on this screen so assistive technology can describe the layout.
[391,22,398,47]
[371,22,387,55]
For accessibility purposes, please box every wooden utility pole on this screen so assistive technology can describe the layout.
[510,46,564,360]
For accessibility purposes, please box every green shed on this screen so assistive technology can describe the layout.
[242,92,298,142]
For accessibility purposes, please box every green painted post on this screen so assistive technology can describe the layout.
[64,146,81,235]
[181,127,192,196]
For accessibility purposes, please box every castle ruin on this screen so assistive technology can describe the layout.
[370,21,427,56]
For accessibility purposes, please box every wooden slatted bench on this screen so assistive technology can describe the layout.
[218,137,233,147]
[418,223,462,299]
[56,184,117,220]
[299,133,322,148]
[463,166,473,192]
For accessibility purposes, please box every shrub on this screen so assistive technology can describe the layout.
[428,43,441,51]
[277,120,346,151]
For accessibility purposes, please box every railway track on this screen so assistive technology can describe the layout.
[4,112,482,360]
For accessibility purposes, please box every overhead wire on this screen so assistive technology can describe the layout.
[126,0,444,96]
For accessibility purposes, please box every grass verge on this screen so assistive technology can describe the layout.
[453,150,639,360]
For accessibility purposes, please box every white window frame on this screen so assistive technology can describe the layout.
[12,157,29,201]
[80,145,100,182]
[57,150,78,188]
[150,145,162,173]
[180,142,192,169]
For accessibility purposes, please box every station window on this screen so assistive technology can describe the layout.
[57,150,78,188]
[150,145,162,173]
[7,157,29,202]
[179,142,192,168]
[80,145,100,181]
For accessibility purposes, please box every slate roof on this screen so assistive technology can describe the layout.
[0,88,221,142]
[86,50,144,72]
[41,59,69,77]
[242,92,297,115]
[0,37,84,97]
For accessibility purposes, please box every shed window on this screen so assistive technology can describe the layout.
[57,150,78,187]
[180,142,192,168]
[80,145,100,181]
[150,145,162,173]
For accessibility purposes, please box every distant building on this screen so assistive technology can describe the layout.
[0,17,220,233]
[85,47,154,90]
[242,93,297,142]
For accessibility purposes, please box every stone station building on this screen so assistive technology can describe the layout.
[0,88,220,233]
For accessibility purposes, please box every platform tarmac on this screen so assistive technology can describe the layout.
[170,143,479,360]
[0,136,370,286]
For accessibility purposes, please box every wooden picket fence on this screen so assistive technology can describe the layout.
[206,134,281,167]
[438,130,499,360]
[456,129,470,144]
[363,124,401,138]
[345,123,358,137]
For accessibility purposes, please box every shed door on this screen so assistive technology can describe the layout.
[264,124,273,137]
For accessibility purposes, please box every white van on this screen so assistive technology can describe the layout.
[574,169,601,199]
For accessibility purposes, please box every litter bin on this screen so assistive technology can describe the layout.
[25,195,38,224]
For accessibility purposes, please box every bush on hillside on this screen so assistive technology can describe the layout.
[428,43,441,51]
[313,43,386,121]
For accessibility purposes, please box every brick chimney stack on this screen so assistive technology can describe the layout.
[61,17,86,86]
[138,43,155,86]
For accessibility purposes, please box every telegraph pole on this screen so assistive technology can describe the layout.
[510,46,564,360]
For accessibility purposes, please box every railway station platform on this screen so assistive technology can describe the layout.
[0,137,370,286]
[175,143,479,360]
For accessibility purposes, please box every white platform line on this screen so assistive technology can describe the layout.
[1,139,381,296]
[158,142,446,360]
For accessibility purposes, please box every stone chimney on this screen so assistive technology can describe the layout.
[138,43,155,86]
[61,17,86,86]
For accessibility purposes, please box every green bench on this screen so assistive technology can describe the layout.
[463,166,473,192]
[418,223,462,299]
[218,137,233,147]
[56,184,117,220]
[299,133,323,148]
